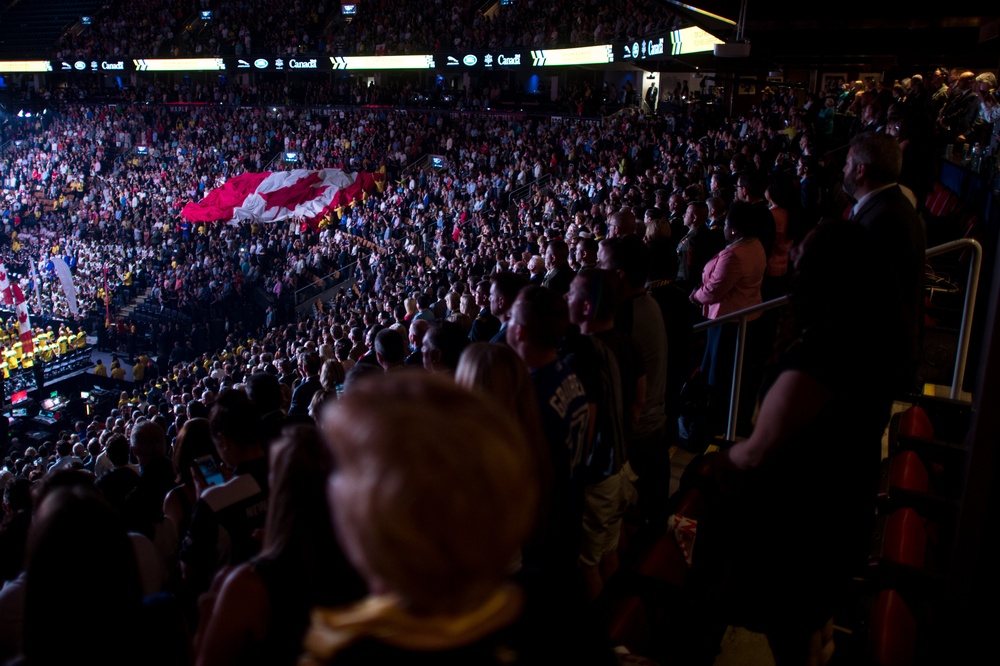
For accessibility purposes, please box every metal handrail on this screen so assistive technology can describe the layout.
[510,172,552,203]
[693,296,790,440]
[693,237,983,439]
[924,237,982,399]
[293,256,366,302]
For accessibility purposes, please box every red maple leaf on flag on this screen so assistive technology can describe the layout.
[0,271,6,282]
[18,311,27,324]
[260,172,328,212]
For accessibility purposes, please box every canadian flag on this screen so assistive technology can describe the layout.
[12,285,33,356]
[0,263,12,306]
[181,168,383,225]
[1,264,33,356]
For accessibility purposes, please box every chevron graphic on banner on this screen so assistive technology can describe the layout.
[531,50,546,66]
[331,57,348,70]
[134,59,148,71]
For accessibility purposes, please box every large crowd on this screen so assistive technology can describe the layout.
[0,60,996,664]
[53,0,681,60]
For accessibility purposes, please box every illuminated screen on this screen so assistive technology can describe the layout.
[530,45,613,67]
[133,58,226,71]
[342,4,357,14]
[670,26,724,55]
[330,55,435,70]
[11,389,28,404]
[0,61,52,73]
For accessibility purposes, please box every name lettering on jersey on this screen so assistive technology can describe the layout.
[548,374,586,418]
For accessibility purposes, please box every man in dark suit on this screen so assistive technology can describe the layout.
[844,132,926,389]
[541,239,575,297]
[488,271,529,345]
[288,351,322,417]
[468,279,500,343]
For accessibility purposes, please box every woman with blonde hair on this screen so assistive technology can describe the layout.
[304,374,613,665]
[459,292,478,318]
[444,291,461,316]
[402,297,418,322]
[455,343,554,574]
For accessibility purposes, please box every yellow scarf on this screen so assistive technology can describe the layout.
[300,584,524,665]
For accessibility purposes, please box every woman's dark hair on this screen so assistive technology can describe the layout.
[24,485,143,664]
[263,425,365,598]
[105,433,130,467]
[172,417,214,485]
[210,388,262,449]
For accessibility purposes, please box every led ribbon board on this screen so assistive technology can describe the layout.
[530,45,614,67]
[133,58,226,71]
[670,26,723,55]
[0,61,52,73]
[330,55,435,70]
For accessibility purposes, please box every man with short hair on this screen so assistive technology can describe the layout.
[574,237,599,272]
[542,239,575,296]
[406,319,430,366]
[46,440,84,475]
[422,321,468,375]
[488,271,529,344]
[248,372,285,448]
[469,280,500,342]
[605,209,636,238]
[413,292,436,323]
[844,132,926,388]
[130,420,175,510]
[507,286,589,574]
[566,269,644,599]
[180,389,268,595]
[939,70,981,144]
[288,352,322,417]
[374,328,407,372]
[599,236,669,524]
[676,201,725,290]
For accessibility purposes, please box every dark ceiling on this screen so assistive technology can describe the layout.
[654,1,999,75]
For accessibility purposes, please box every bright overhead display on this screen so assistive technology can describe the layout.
[669,26,724,55]
[530,45,615,67]
[0,61,52,73]
[133,58,226,71]
[330,55,436,70]
[0,44,627,75]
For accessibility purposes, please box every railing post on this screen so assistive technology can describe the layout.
[728,315,748,441]
[951,240,982,399]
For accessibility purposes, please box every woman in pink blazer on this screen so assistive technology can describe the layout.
[690,200,768,433]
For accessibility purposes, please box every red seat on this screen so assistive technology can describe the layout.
[869,589,917,666]
[889,451,930,494]
[882,508,926,569]
[898,406,935,440]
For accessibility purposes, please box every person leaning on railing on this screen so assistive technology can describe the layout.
[689,200,768,434]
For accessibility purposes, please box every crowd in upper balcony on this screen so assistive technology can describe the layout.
[52,0,681,60]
